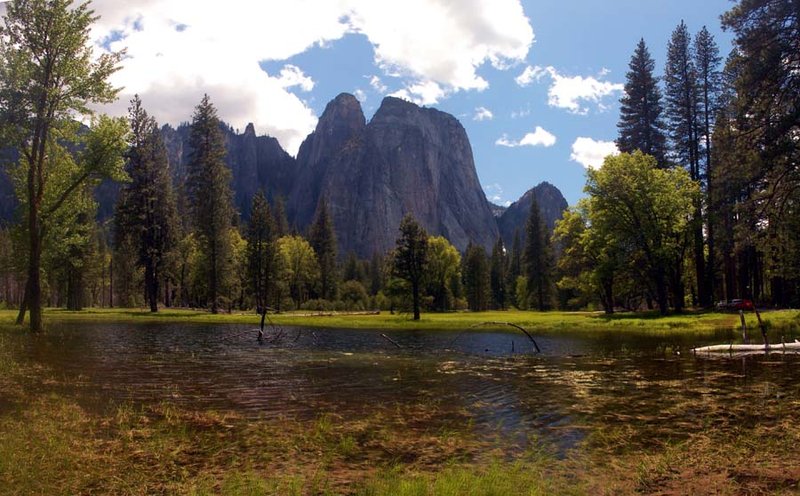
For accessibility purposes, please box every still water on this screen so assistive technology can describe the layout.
[13,323,800,451]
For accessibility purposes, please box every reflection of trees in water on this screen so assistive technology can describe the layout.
[19,323,800,451]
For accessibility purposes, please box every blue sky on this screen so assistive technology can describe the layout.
[69,0,734,207]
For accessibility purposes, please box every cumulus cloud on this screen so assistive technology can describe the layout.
[515,65,623,115]
[276,65,315,92]
[514,65,545,87]
[348,0,533,92]
[570,137,619,169]
[84,0,533,153]
[496,126,556,148]
[473,107,494,121]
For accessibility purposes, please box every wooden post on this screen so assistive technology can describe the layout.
[754,308,767,346]
[739,310,749,344]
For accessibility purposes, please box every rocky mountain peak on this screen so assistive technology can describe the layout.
[497,181,569,246]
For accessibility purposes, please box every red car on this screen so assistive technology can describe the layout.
[716,299,754,311]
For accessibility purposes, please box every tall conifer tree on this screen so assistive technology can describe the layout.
[617,39,668,166]
[186,95,234,314]
[309,198,338,301]
[525,199,552,310]
[463,243,490,311]
[393,214,428,321]
[115,96,177,312]
[246,191,277,312]
[490,237,507,310]
[665,21,708,306]
[694,26,722,302]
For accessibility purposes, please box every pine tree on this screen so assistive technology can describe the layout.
[463,243,490,311]
[273,196,289,237]
[490,237,507,310]
[246,191,277,313]
[665,21,701,176]
[309,198,338,301]
[115,96,178,312]
[694,26,722,303]
[525,199,553,310]
[506,230,523,308]
[617,39,668,166]
[186,95,235,314]
[664,21,707,307]
[368,252,384,295]
[393,214,428,320]
[721,0,800,306]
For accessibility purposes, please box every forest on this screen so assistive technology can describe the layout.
[0,0,798,332]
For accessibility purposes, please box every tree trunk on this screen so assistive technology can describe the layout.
[145,263,158,313]
[655,269,669,315]
[109,257,114,308]
[15,279,30,325]
[28,195,43,331]
[412,280,420,321]
[693,206,708,307]
[210,241,218,314]
[66,267,84,311]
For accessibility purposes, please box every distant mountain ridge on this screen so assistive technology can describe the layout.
[0,94,569,255]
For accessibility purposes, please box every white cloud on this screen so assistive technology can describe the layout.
[510,108,531,119]
[84,0,534,154]
[515,65,623,115]
[348,0,533,92]
[483,183,506,204]
[353,88,367,103]
[514,65,545,87]
[496,126,556,148]
[570,137,619,169]
[473,106,494,121]
[368,75,388,93]
[389,81,446,106]
[276,65,315,92]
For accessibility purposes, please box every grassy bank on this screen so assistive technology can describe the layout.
[1,325,799,495]
[2,307,799,335]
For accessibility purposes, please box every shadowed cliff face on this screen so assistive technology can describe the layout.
[289,93,366,230]
[161,122,296,220]
[292,94,499,257]
[497,182,569,246]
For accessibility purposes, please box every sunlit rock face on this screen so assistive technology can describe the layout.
[291,94,499,257]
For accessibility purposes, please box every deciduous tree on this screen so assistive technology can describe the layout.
[0,0,124,330]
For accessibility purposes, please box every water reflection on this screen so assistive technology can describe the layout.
[13,323,800,451]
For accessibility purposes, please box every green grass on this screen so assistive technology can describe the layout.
[2,307,799,336]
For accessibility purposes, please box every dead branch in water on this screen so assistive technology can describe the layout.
[381,333,402,349]
[444,321,542,353]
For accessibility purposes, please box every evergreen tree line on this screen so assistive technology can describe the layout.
[556,3,800,313]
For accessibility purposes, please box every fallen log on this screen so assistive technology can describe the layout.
[692,339,800,354]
